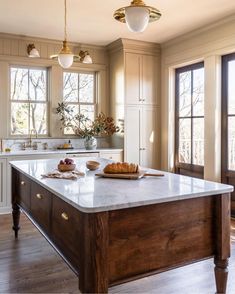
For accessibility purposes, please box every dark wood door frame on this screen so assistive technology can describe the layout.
[175,62,204,178]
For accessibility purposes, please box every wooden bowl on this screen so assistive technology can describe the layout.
[86,161,100,171]
[58,164,76,172]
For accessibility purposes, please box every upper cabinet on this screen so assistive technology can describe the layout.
[125,52,157,105]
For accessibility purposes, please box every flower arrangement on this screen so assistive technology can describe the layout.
[56,102,119,139]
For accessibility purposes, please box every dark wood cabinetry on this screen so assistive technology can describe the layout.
[31,182,52,233]
[11,167,231,294]
[17,173,31,211]
[52,196,81,271]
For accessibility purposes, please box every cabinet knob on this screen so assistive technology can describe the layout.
[61,212,69,221]
[36,193,42,200]
[20,181,25,186]
[109,156,113,159]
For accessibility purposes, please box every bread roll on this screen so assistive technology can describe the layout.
[103,162,139,174]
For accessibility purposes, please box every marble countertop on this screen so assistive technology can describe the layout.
[10,158,233,213]
[0,148,123,157]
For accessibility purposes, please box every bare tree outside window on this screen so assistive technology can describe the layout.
[176,63,205,167]
[10,67,48,135]
[63,72,96,134]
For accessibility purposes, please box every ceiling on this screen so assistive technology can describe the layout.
[0,0,235,46]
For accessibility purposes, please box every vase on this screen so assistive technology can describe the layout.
[84,136,97,150]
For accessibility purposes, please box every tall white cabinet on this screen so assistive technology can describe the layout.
[108,39,161,169]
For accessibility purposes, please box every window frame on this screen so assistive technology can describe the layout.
[175,62,205,177]
[9,65,49,137]
[221,53,235,179]
[62,70,97,135]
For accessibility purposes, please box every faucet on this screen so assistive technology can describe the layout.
[22,129,38,150]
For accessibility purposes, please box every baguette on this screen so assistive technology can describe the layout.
[103,162,139,174]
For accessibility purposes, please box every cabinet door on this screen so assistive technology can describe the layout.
[142,55,156,105]
[125,106,140,164]
[125,53,141,104]
[140,106,157,168]
[100,152,123,162]
[0,159,6,207]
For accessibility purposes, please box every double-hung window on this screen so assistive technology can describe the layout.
[63,71,96,134]
[10,67,48,136]
[175,62,205,178]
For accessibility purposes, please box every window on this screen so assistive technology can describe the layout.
[175,62,205,177]
[63,72,96,134]
[221,53,235,217]
[10,67,48,135]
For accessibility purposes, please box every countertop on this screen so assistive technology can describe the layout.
[10,158,234,213]
[0,148,123,158]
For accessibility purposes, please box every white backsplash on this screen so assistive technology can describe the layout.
[1,137,111,152]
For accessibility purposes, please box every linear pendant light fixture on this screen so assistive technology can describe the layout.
[51,0,92,68]
[114,0,161,33]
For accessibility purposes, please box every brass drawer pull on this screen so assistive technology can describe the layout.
[20,181,25,186]
[36,194,42,200]
[61,212,69,221]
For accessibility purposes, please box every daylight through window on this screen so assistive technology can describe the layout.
[10,67,48,135]
[63,72,96,134]
[175,62,205,166]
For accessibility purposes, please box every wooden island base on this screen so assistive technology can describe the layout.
[12,168,231,293]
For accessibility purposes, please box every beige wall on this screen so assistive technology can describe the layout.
[161,14,235,181]
[0,33,109,138]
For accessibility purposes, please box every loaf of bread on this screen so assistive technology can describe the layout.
[103,162,139,174]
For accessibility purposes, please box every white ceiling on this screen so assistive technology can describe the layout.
[0,0,235,46]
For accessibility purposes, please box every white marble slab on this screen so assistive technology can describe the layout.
[0,148,123,158]
[10,158,233,213]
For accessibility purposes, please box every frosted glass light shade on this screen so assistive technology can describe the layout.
[58,53,74,68]
[125,6,149,32]
[83,54,93,64]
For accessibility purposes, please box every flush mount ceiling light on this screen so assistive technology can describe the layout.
[27,44,40,58]
[51,0,92,69]
[114,0,161,33]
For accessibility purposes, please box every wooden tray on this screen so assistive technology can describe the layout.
[95,171,164,180]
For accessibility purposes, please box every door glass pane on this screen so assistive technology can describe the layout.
[179,118,191,163]
[11,68,28,101]
[193,68,204,116]
[63,72,78,102]
[30,103,47,135]
[228,117,235,170]
[228,60,235,115]
[11,102,29,135]
[179,71,191,117]
[193,118,204,165]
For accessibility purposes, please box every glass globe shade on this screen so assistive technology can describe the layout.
[58,53,74,68]
[125,6,149,33]
[83,54,93,64]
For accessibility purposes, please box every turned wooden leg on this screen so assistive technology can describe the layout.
[214,258,229,294]
[12,202,20,238]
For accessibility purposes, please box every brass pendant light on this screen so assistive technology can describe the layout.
[114,0,161,33]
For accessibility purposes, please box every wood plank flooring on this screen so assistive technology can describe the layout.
[0,213,235,294]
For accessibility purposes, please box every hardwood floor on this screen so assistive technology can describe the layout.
[0,213,235,294]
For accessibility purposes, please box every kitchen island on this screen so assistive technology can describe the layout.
[10,158,233,293]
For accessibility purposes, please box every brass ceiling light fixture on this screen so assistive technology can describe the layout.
[114,0,161,33]
[51,0,92,68]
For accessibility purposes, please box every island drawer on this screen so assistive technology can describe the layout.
[17,172,31,211]
[31,181,52,233]
[51,196,81,270]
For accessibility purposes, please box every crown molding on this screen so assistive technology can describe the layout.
[161,13,235,49]
[107,38,161,55]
